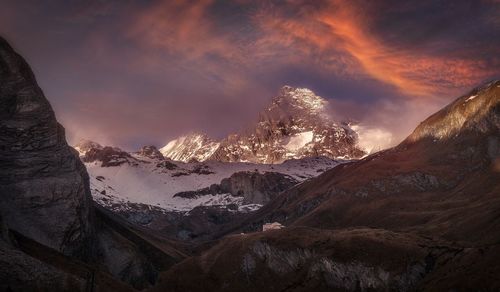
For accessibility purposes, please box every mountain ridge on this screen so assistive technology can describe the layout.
[151,79,500,291]
[160,86,364,164]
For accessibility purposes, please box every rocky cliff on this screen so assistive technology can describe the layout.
[0,37,94,258]
[174,171,298,205]
[0,36,186,291]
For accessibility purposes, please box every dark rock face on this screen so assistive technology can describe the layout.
[220,171,298,204]
[137,145,164,160]
[83,146,138,167]
[159,206,240,241]
[155,159,178,170]
[174,171,298,205]
[0,37,93,257]
[0,37,186,291]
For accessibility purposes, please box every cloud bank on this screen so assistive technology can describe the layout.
[1,0,498,150]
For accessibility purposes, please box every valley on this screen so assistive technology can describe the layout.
[0,24,499,292]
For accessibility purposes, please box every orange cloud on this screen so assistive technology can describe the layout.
[253,1,496,97]
[128,0,497,98]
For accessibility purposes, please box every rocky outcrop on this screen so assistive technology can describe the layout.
[74,139,103,156]
[220,171,298,204]
[137,145,164,160]
[0,36,94,258]
[174,171,298,205]
[82,146,139,167]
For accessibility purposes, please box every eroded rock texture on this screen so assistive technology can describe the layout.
[0,37,94,258]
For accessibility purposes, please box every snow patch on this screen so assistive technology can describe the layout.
[86,156,343,213]
[465,95,477,102]
[160,133,219,162]
[284,131,314,151]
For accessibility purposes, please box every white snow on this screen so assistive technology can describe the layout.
[86,156,343,213]
[290,87,327,113]
[465,95,477,102]
[284,131,314,152]
[160,136,187,155]
[160,133,220,162]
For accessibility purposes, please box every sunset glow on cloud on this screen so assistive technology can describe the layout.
[1,0,498,149]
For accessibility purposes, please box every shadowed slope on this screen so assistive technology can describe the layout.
[0,36,188,291]
[153,81,500,291]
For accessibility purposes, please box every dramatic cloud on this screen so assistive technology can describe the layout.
[1,0,498,149]
[253,0,499,97]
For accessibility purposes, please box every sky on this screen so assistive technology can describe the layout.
[1,0,499,150]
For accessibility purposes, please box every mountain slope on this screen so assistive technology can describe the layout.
[238,80,500,238]
[161,86,365,164]
[77,140,343,213]
[160,133,220,163]
[152,80,500,291]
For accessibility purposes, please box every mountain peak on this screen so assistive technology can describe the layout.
[405,80,500,143]
[209,86,364,163]
[160,132,220,163]
[74,139,103,156]
[159,86,364,163]
[274,86,328,114]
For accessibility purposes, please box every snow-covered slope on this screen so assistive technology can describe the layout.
[76,140,344,213]
[160,133,220,163]
[160,86,365,164]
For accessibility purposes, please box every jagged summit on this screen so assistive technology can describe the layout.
[160,132,220,163]
[272,85,329,115]
[160,86,364,164]
[74,139,103,156]
[211,86,364,163]
[405,80,499,143]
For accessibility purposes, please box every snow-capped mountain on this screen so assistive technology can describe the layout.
[161,86,365,164]
[160,133,220,163]
[74,140,345,214]
[74,139,103,156]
